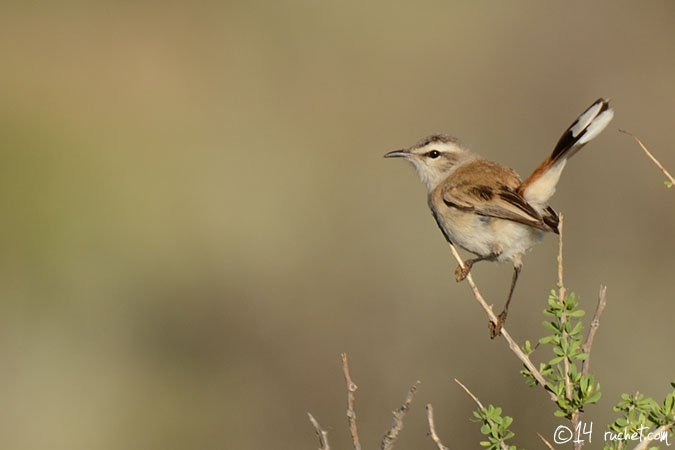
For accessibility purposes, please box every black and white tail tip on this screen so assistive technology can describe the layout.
[551,98,614,162]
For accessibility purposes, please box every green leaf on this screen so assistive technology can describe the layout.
[549,356,565,365]
[640,398,659,410]
[570,321,584,336]
[665,393,674,413]
[648,411,662,425]
[539,335,556,345]
[560,339,569,353]
[587,391,602,404]
[575,352,589,361]
[503,416,513,428]
[542,321,559,332]
[665,180,673,188]
[557,381,567,396]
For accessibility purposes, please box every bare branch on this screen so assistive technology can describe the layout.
[537,432,556,450]
[341,353,362,450]
[581,285,608,377]
[556,215,580,448]
[381,380,421,450]
[619,129,675,186]
[557,215,573,407]
[308,413,331,450]
[557,213,567,304]
[454,378,485,409]
[447,242,556,401]
[454,379,509,450]
[425,404,450,450]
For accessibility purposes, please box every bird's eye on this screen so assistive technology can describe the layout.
[427,150,441,159]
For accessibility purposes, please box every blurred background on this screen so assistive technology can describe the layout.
[1,1,674,449]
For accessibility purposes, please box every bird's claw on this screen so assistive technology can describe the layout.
[455,263,471,282]
[489,310,508,339]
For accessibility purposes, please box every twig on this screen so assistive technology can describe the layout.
[447,242,557,401]
[425,404,450,450]
[381,380,421,450]
[341,353,362,450]
[581,285,607,377]
[454,378,486,409]
[557,214,567,305]
[454,379,509,450]
[556,216,580,448]
[537,432,556,450]
[631,423,673,450]
[557,215,573,407]
[308,413,331,450]
[619,129,675,186]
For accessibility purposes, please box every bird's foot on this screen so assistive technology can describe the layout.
[454,262,472,282]
[489,310,508,339]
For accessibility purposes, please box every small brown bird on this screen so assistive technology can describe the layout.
[385,99,614,337]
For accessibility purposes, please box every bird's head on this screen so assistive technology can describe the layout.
[385,134,474,192]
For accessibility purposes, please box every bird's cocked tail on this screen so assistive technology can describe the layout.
[520,98,614,209]
[550,98,613,164]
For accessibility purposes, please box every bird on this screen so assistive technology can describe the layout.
[385,98,614,337]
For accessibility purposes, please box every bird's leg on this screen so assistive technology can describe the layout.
[489,264,522,338]
[455,253,499,282]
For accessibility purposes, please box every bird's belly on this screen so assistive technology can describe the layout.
[491,219,544,263]
[437,210,544,263]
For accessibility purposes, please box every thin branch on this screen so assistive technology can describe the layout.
[556,215,580,449]
[619,129,675,186]
[557,215,573,409]
[557,213,567,304]
[454,378,486,409]
[425,404,450,450]
[581,285,607,377]
[631,423,673,450]
[381,380,421,450]
[341,353,362,450]
[447,242,557,401]
[308,413,331,450]
[537,432,556,450]
[454,379,509,450]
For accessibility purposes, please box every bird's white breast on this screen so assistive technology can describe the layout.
[435,207,544,265]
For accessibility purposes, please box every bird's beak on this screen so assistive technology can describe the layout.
[384,149,410,158]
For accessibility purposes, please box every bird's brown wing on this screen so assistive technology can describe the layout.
[441,161,557,233]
